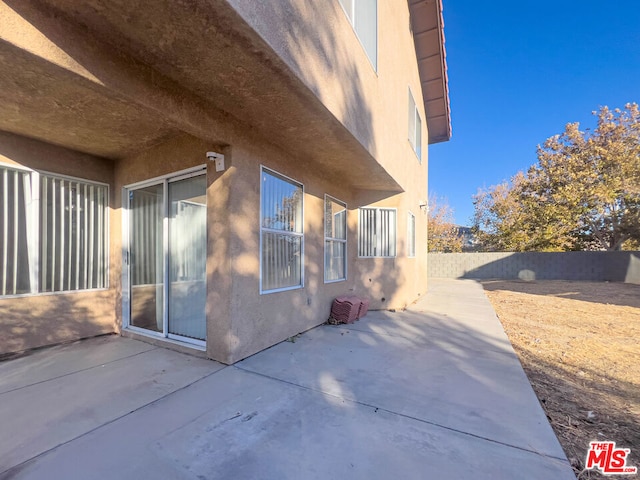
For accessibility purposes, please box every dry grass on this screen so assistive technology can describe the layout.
[482,280,640,479]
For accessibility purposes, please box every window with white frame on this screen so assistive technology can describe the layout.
[324,196,347,282]
[338,0,377,70]
[358,207,396,257]
[0,165,108,296]
[408,89,422,161]
[407,212,416,257]
[260,167,304,293]
[0,167,32,295]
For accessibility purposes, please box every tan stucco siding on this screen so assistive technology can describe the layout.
[227,0,429,191]
[0,127,427,361]
[0,132,117,355]
[206,131,426,363]
[0,290,115,354]
[0,0,436,362]
[223,135,362,363]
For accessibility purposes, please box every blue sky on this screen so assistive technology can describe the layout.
[428,0,640,226]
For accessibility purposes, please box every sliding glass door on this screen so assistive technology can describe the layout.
[126,169,206,345]
[129,183,164,333]
[168,175,206,340]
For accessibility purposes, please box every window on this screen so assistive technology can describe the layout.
[40,174,108,292]
[0,165,108,296]
[408,89,422,161]
[338,0,377,70]
[358,207,396,257]
[260,167,304,293]
[407,212,416,257]
[0,167,32,295]
[324,196,347,282]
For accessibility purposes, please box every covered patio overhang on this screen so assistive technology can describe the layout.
[0,0,449,190]
[0,0,395,191]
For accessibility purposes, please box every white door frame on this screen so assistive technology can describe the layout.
[122,165,207,349]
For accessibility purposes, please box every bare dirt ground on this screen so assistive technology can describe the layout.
[482,280,640,479]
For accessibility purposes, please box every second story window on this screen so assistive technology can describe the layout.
[407,212,416,257]
[408,89,422,161]
[338,0,377,70]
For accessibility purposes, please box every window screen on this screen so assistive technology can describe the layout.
[325,196,347,282]
[0,166,108,296]
[409,89,422,161]
[338,0,377,70]
[408,212,416,257]
[261,168,304,292]
[358,207,396,257]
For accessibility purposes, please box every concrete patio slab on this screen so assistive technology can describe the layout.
[237,318,563,459]
[333,308,514,355]
[3,366,573,480]
[0,335,155,394]
[0,279,576,479]
[238,279,566,460]
[0,336,223,472]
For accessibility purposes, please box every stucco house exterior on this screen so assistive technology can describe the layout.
[0,0,450,364]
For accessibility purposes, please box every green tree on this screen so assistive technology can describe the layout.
[428,195,463,252]
[473,172,558,251]
[474,104,640,251]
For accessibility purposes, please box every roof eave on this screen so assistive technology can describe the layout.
[409,0,452,145]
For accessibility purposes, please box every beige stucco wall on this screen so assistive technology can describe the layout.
[221,1,430,355]
[0,290,116,354]
[110,131,359,363]
[110,119,426,364]
[0,132,117,354]
[227,0,429,191]
[222,137,427,363]
[1,0,433,362]
[223,134,359,362]
[0,126,427,360]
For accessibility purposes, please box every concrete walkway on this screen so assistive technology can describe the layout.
[0,279,576,479]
